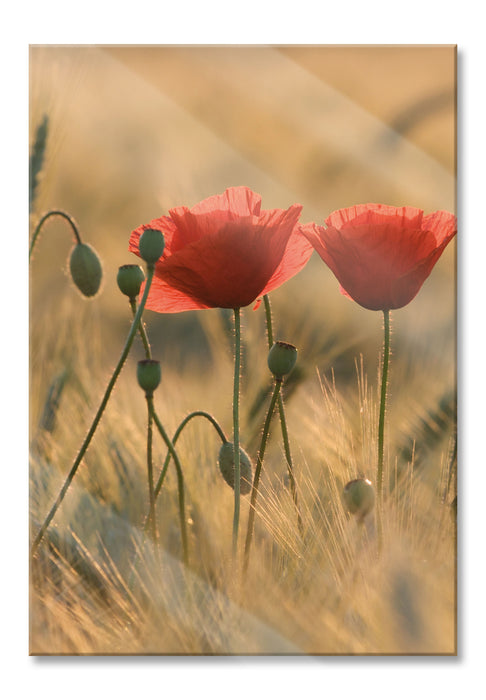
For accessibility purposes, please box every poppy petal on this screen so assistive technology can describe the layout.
[129,189,309,313]
[423,210,458,244]
[326,204,424,232]
[141,274,212,313]
[168,187,262,250]
[302,205,456,310]
[158,204,303,309]
[188,186,262,217]
[260,227,314,298]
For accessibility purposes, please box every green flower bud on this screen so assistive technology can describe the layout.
[218,442,253,495]
[343,478,375,519]
[137,359,161,395]
[117,264,145,299]
[69,242,103,297]
[267,341,297,378]
[138,228,165,264]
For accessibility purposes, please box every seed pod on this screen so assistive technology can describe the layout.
[267,341,297,379]
[218,442,253,495]
[117,264,145,299]
[139,228,165,264]
[343,478,375,519]
[69,242,103,297]
[137,359,161,395]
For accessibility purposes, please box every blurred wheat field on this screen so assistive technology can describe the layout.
[29,45,456,655]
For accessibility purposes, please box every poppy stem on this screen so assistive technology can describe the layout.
[129,297,152,359]
[29,209,82,261]
[263,295,304,537]
[144,393,158,545]
[149,398,189,567]
[150,411,227,508]
[243,378,282,574]
[232,307,242,559]
[30,265,155,557]
[377,308,391,549]
[126,302,225,552]
[263,295,275,346]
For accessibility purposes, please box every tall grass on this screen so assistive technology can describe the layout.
[29,288,456,654]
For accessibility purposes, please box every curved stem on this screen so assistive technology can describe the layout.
[263,295,303,536]
[145,394,157,545]
[128,298,226,516]
[232,307,242,558]
[31,266,155,556]
[149,398,189,566]
[152,411,227,503]
[29,210,82,261]
[129,297,226,549]
[243,378,282,573]
[377,308,391,549]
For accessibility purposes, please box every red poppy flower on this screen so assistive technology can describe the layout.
[300,204,457,311]
[129,186,313,312]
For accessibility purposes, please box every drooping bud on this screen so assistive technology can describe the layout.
[69,242,103,297]
[218,442,253,495]
[343,478,375,519]
[117,264,145,299]
[137,359,161,395]
[138,228,165,264]
[267,341,297,379]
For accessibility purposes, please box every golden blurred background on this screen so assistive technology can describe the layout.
[29,46,457,654]
[29,44,456,390]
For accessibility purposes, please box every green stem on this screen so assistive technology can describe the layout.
[243,378,282,573]
[377,309,391,548]
[232,307,242,558]
[128,300,226,545]
[263,295,275,346]
[29,210,82,261]
[149,399,189,566]
[263,295,303,536]
[128,292,226,516]
[152,411,227,504]
[145,394,157,544]
[129,297,152,359]
[30,266,155,556]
